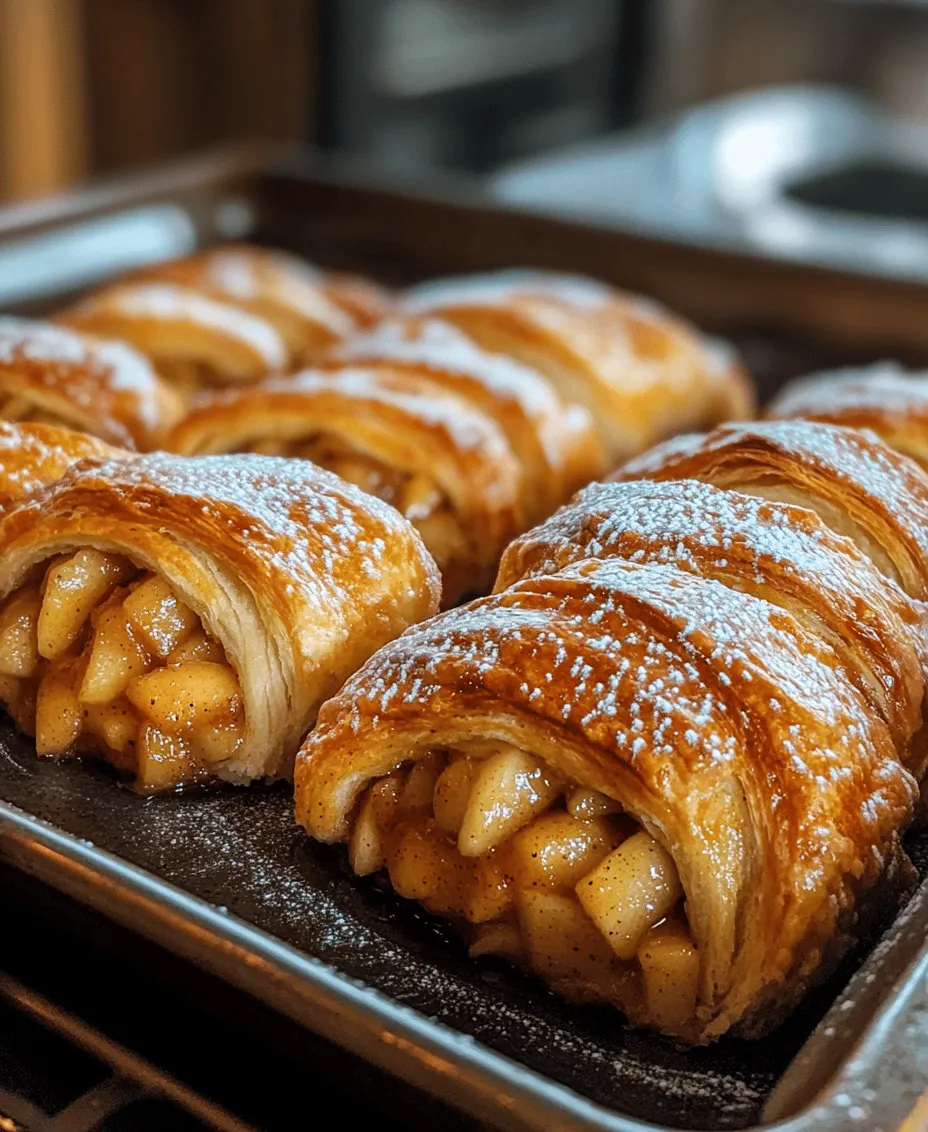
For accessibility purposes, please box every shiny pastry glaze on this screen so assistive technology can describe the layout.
[617,419,928,601]
[403,270,754,463]
[56,283,289,395]
[329,315,608,520]
[167,370,523,604]
[497,477,928,777]
[0,452,441,784]
[0,421,124,516]
[768,363,928,471]
[0,548,241,792]
[295,558,916,1042]
[0,316,181,449]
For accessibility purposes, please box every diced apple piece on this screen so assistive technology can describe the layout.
[511,812,618,892]
[463,851,514,923]
[458,747,560,857]
[566,787,623,820]
[80,604,151,703]
[123,575,199,659]
[433,756,477,836]
[638,920,700,1032]
[349,788,384,876]
[0,588,41,676]
[399,473,442,521]
[82,699,139,773]
[35,667,82,755]
[399,752,443,812]
[192,718,244,765]
[469,919,524,960]
[368,772,405,833]
[135,723,200,792]
[575,831,683,960]
[0,674,37,735]
[37,549,133,660]
[387,821,474,916]
[126,661,241,730]
[166,627,225,665]
[517,888,615,984]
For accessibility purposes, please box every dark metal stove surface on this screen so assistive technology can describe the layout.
[1,726,923,1132]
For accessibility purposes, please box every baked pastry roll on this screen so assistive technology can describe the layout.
[0,317,181,449]
[768,363,928,471]
[0,452,439,791]
[56,282,288,399]
[328,316,608,522]
[294,558,916,1042]
[616,420,928,602]
[0,421,124,516]
[130,244,392,365]
[404,270,755,463]
[497,477,928,778]
[168,369,523,604]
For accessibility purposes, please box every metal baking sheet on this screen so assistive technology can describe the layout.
[2,149,928,1132]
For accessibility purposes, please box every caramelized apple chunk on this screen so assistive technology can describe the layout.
[340,744,696,1033]
[0,551,245,790]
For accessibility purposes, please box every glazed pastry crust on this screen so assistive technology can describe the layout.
[0,421,124,515]
[0,452,441,782]
[130,244,389,365]
[295,559,916,1042]
[768,363,928,471]
[328,316,608,522]
[168,368,524,603]
[404,271,755,463]
[0,317,182,449]
[497,477,928,777]
[56,282,288,390]
[615,420,928,601]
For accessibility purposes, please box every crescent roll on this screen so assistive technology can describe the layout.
[0,421,124,516]
[768,363,928,471]
[130,244,392,365]
[328,316,608,522]
[404,270,755,463]
[294,558,916,1042]
[616,420,928,601]
[0,317,182,449]
[0,452,439,792]
[497,477,928,778]
[55,282,288,400]
[168,369,523,604]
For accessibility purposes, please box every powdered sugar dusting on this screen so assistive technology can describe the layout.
[771,363,928,421]
[0,316,169,437]
[404,269,618,312]
[68,283,288,369]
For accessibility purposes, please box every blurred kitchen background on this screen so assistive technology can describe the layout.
[1,0,928,276]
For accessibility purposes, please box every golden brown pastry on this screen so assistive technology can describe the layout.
[168,368,523,605]
[327,315,608,522]
[294,557,916,1042]
[615,420,928,601]
[55,282,288,399]
[0,421,125,516]
[0,452,440,792]
[768,363,928,471]
[129,244,392,365]
[404,270,755,463]
[497,477,928,778]
[0,317,182,449]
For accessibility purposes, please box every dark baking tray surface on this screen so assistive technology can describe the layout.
[3,148,928,1132]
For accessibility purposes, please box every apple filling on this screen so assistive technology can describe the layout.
[248,433,468,587]
[0,391,73,429]
[0,548,244,791]
[347,745,698,1032]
